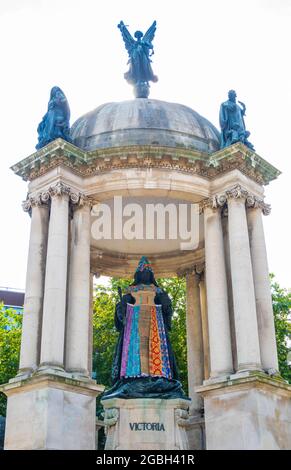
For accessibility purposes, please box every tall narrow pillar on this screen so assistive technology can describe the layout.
[204,203,233,379]
[18,196,49,376]
[186,270,204,412]
[39,184,69,371]
[199,271,210,381]
[66,201,91,377]
[246,201,279,373]
[88,272,94,377]
[227,187,262,372]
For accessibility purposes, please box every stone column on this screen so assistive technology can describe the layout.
[18,196,49,376]
[186,270,204,413]
[66,199,91,377]
[246,199,279,373]
[226,186,262,372]
[88,273,94,377]
[204,201,233,379]
[39,183,70,371]
[198,271,210,381]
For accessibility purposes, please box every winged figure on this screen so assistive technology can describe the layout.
[118,20,158,97]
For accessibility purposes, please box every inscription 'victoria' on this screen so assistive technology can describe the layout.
[129,422,165,431]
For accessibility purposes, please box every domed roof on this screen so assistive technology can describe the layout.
[70,99,220,153]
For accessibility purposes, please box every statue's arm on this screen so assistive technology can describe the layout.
[219,103,228,130]
[114,293,135,331]
[118,21,135,56]
[238,100,246,116]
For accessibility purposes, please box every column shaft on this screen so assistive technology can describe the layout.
[66,204,91,376]
[88,273,94,377]
[247,207,278,372]
[19,204,49,374]
[227,197,261,371]
[199,275,210,381]
[186,271,204,412]
[40,194,69,369]
[204,206,233,378]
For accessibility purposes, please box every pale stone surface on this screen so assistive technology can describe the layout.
[199,274,210,381]
[88,273,94,377]
[222,214,237,371]
[204,206,233,378]
[40,194,69,370]
[186,271,204,412]
[2,375,104,450]
[228,198,262,371]
[247,207,279,372]
[101,398,191,450]
[196,375,291,450]
[19,204,49,375]
[66,204,91,376]
[185,415,205,450]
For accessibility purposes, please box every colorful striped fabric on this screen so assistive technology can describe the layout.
[120,302,171,379]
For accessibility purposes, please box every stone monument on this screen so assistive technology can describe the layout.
[1,25,291,449]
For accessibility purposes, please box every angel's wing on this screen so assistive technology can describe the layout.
[118,21,135,55]
[143,20,157,45]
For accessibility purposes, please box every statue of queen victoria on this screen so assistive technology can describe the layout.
[102,257,187,400]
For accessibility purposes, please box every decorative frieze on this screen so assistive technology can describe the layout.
[11,139,281,187]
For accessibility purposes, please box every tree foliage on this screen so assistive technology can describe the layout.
[271,275,291,382]
[0,305,22,416]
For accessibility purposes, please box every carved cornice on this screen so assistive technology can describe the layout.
[200,184,271,216]
[11,139,281,187]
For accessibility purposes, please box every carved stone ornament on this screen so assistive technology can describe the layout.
[22,182,91,214]
[199,184,271,216]
[225,184,249,200]
[104,408,119,427]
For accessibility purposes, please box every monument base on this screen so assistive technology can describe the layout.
[101,397,191,450]
[196,373,291,450]
[1,373,104,450]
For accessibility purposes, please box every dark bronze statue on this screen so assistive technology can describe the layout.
[36,86,71,150]
[219,90,255,150]
[118,21,158,99]
[102,257,187,400]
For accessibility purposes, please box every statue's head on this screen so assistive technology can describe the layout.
[228,90,237,101]
[48,86,70,118]
[134,30,143,40]
[133,256,157,286]
[50,86,65,101]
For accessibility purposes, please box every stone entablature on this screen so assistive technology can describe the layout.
[11,138,280,186]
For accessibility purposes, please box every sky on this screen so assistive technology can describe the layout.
[0,0,290,290]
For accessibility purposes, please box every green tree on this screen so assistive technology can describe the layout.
[0,304,22,416]
[271,275,291,382]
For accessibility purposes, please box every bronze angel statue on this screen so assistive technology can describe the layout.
[118,20,158,98]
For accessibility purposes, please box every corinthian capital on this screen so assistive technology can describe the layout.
[22,193,48,213]
[246,194,271,215]
[200,193,227,212]
[48,182,71,198]
[225,184,249,200]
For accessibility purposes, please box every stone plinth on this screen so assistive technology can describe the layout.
[101,398,191,450]
[1,374,104,450]
[196,373,291,450]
